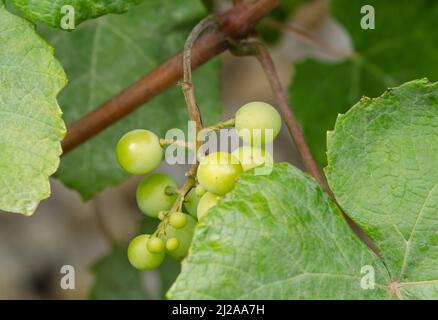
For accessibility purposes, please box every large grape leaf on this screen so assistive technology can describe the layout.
[326,79,438,299]
[38,0,221,199]
[290,0,438,165]
[9,0,142,28]
[0,2,66,215]
[169,80,438,299]
[168,163,390,299]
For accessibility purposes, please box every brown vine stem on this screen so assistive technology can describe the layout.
[252,40,331,194]
[255,41,379,253]
[61,0,280,154]
[232,39,380,255]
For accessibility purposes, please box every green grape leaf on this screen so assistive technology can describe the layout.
[39,0,221,199]
[9,0,142,28]
[168,163,390,299]
[89,245,150,299]
[290,0,438,165]
[0,3,66,215]
[326,79,438,299]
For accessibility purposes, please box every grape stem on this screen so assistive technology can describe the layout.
[168,16,219,218]
[204,117,236,131]
[153,175,196,239]
[181,15,218,144]
[153,15,215,240]
[171,175,197,213]
[159,138,194,149]
[154,15,222,237]
[157,7,205,236]
[241,39,380,255]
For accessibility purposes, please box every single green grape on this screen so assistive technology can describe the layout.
[235,101,282,146]
[232,145,273,171]
[116,129,163,174]
[183,188,200,219]
[197,192,219,220]
[127,234,165,270]
[197,152,242,196]
[166,238,180,251]
[136,173,178,218]
[164,214,196,260]
[147,237,165,253]
[168,212,187,229]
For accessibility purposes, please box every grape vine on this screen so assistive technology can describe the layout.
[115,14,293,271]
[119,100,281,270]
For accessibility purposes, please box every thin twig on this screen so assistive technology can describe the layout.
[251,40,331,194]
[161,16,217,221]
[228,37,329,191]
[182,16,217,137]
[250,40,380,255]
[204,117,235,131]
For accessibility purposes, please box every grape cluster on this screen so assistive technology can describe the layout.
[116,101,281,270]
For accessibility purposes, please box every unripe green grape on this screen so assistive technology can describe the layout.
[183,188,200,219]
[127,234,165,270]
[164,215,196,260]
[116,129,163,174]
[197,152,242,196]
[235,102,282,146]
[197,192,219,220]
[147,237,165,253]
[136,173,178,218]
[232,145,273,171]
[168,211,187,229]
[166,238,179,251]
